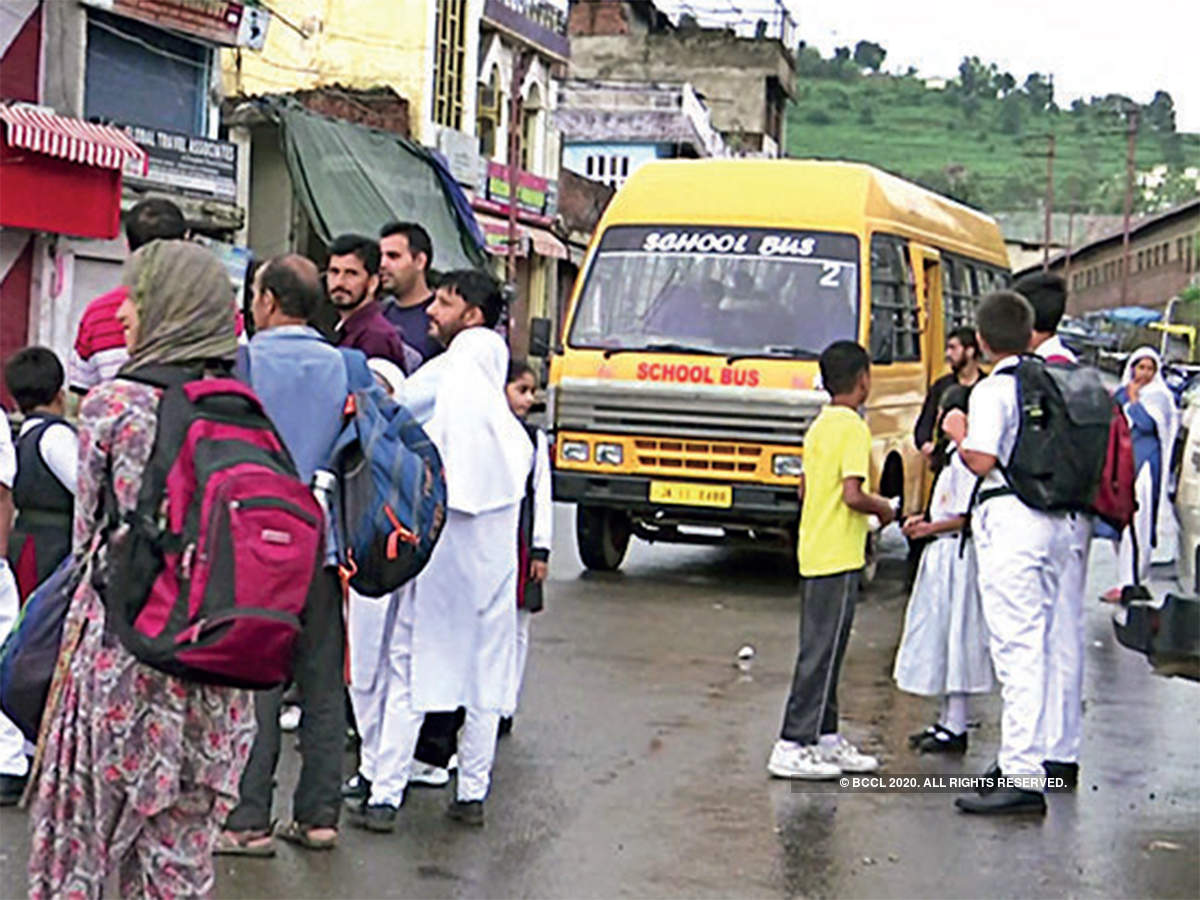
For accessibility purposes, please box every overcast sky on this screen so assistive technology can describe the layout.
[656,0,1198,132]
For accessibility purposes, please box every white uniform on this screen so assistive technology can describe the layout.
[515,429,553,709]
[365,329,532,807]
[1034,336,1090,765]
[893,451,993,696]
[0,411,28,778]
[963,356,1062,778]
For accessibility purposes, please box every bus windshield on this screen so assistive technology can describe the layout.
[569,225,860,359]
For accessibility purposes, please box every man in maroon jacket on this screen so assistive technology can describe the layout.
[327,234,419,374]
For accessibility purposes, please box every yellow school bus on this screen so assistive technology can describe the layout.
[547,159,1010,572]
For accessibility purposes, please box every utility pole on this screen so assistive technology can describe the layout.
[506,49,534,354]
[1119,106,1139,307]
[1042,132,1056,272]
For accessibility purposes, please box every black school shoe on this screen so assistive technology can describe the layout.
[348,802,398,833]
[0,773,27,806]
[956,787,1046,816]
[1043,760,1079,792]
[498,716,513,738]
[341,772,371,801]
[913,725,967,755]
[446,799,484,827]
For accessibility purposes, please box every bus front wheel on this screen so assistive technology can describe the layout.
[576,506,631,571]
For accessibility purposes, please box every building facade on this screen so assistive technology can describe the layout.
[567,0,796,158]
[2,0,265,399]
[557,79,727,190]
[1017,200,1200,316]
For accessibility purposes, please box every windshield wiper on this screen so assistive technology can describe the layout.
[603,342,723,359]
[726,346,820,364]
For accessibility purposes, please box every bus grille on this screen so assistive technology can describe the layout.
[635,438,762,475]
[555,378,824,445]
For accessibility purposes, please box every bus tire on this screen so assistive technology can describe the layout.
[577,506,631,571]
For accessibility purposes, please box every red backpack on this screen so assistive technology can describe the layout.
[104,368,324,689]
[1094,402,1137,531]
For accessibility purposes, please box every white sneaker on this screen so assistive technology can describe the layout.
[767,740,842,780]
[279,704,301,732]
[410,762,450,787]
[818,735,879,773]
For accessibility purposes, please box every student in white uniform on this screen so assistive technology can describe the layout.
[351,270,531,832]
[0,408,29,805]
[1015,271,1089,790]
[946,291,1057,816]
[502,360,553,736]
[895,385,993,754]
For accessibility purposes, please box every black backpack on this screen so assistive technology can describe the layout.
[989,355,1114,514]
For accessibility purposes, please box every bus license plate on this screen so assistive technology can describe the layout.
[649,481,733,508]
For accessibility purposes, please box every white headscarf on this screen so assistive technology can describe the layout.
[1120,346,1180,550]
[402,327,531,515]
[367,358,406,397]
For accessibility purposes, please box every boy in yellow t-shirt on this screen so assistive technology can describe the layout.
[768,341,897,781]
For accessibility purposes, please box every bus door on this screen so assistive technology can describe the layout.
[910,244,944,388]
[910,244,943,502]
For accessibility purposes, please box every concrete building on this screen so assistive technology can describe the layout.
[567,0,796,158]
[557,79,727,190]
[2,0,267,398]
[1015,199,1200,315]
[223,0,574,356]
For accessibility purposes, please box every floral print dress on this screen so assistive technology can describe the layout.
[28,379,255,900]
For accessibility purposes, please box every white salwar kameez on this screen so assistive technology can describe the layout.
[363,328,532,808]
[894,452,994,696]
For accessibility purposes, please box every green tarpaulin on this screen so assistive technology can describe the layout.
[270,100,486,271]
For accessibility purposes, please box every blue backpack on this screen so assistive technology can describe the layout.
[330,351,446,597]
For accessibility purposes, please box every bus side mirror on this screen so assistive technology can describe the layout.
[529,317,553,358]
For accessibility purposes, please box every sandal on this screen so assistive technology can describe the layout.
[276,820,338,851]
[214,827,276,857]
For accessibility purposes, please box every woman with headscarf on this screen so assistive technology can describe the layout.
[1100,346,1180,600]
[27,241,256,898]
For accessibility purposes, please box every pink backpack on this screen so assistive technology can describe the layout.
[104,369,324,689]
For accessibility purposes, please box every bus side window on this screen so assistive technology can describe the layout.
[943,256,976,330]
[869,235,920,363]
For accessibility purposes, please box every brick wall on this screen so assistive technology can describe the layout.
[293,86,411,138]
[569,1,631,36]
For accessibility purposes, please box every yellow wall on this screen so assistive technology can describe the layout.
[221,0,436,140]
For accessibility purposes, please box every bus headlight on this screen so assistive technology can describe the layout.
[561,440,589,462]
[772,454,804,477]
[596,443,624,466]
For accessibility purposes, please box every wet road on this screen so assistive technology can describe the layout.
[1,505,1197,898]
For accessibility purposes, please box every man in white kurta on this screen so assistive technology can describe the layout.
[354,271,531,830]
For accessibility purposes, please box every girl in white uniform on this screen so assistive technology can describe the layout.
[894,386,994,753]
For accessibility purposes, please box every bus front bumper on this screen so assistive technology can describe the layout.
[553,471,799,527]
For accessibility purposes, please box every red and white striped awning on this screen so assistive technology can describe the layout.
[0,105,147,175]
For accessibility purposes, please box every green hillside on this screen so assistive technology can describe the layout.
[784,51,1200,217]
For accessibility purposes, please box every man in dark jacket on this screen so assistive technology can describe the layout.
[327,234,420,373]
[914,326,983,472]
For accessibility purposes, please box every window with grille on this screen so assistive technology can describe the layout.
[433,0,467,130]
[476,69,500,159]
[869,234,920,363]
[942,256,976,330]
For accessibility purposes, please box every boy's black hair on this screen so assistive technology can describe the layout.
[4,346,64,414]
[507,359,535,384]
[948,326,979,351]
[379,221,433,271]
[819,340,870,396]
[328,233,381,276]
[439,269,505,328]
[1014,271,1067,334]
[123,198,186,251]
[976,291,1034,356]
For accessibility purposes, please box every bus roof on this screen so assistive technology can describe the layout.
[601,159,1010,267]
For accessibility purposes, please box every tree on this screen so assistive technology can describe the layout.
[853,40,887,72]
[999,94,1024,135]
[834,46,851,63]
[1145,90,1177,132]
[996,72,1016,97]
[1023,73,1054,112]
